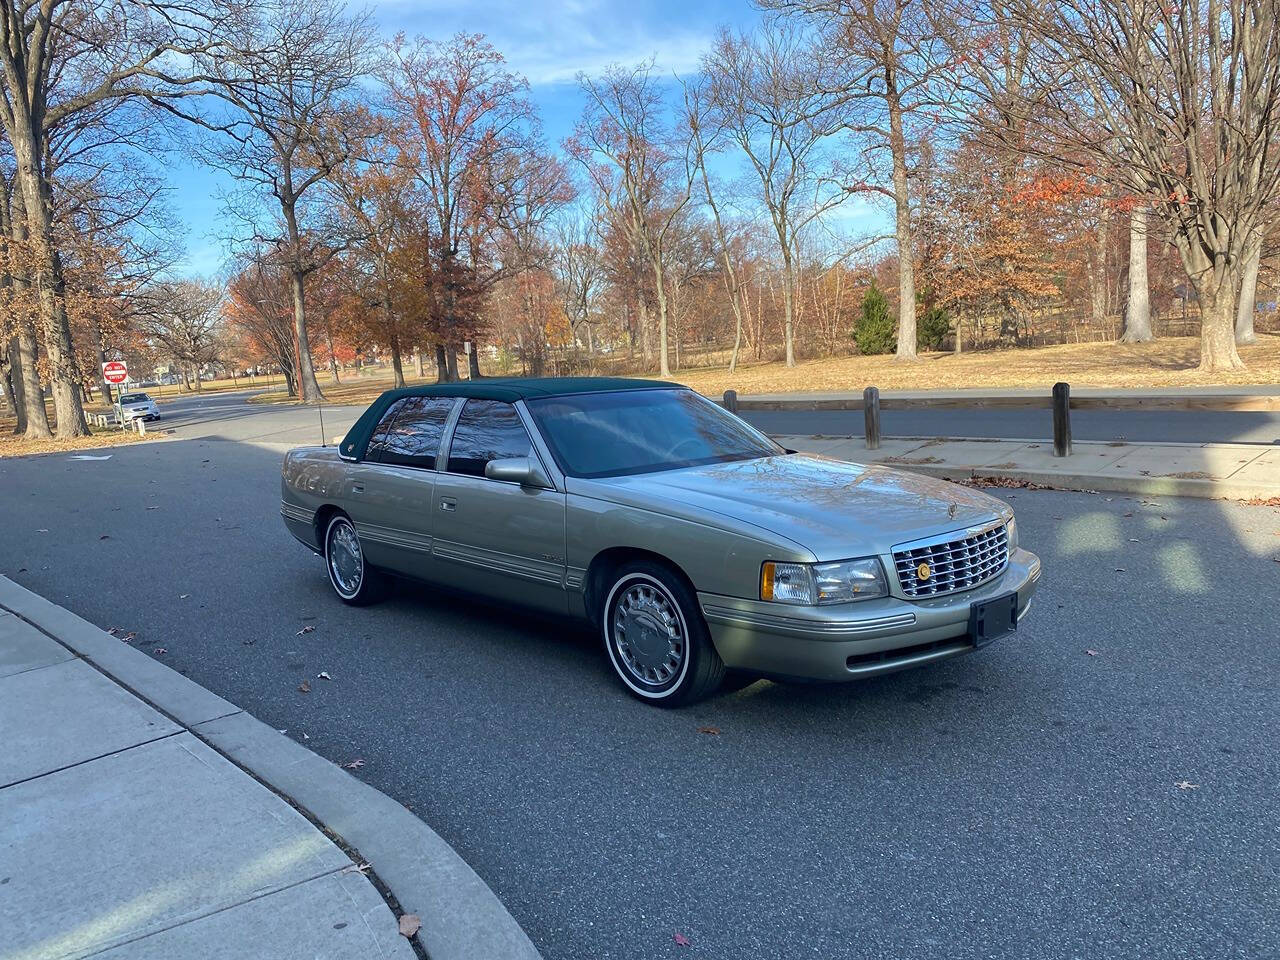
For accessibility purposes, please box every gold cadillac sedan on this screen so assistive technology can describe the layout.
[282,378,1040,706]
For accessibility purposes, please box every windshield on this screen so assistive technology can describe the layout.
[119,394,150,404]
[527,388,781,478]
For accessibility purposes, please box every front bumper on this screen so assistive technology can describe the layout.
[700,548,1040,682]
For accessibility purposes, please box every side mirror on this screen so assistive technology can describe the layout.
[484,456,552,489]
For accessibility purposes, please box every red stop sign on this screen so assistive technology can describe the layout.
[102,360,128,384]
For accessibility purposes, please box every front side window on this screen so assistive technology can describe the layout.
[380,397,455,468]
[527,389,780,478]
[446,400,534,477]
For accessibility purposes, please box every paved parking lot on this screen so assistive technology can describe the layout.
[2,395,1277,959]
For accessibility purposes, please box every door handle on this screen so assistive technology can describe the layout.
[440,497,456,512]
[351,482,364,494]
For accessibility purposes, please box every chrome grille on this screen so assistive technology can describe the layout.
[894,522,1009,598]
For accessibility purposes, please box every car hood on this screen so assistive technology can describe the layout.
[581,454,1009,561]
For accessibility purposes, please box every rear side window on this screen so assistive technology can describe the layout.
[446,400,533,477]
[378,397,455,469]
[364,399,409,461]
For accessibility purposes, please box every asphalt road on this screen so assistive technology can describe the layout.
[3,394,1278,959]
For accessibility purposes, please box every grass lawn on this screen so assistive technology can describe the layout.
[0,421,151,459]
[249,334,1280,410]
[670,334,1280,397]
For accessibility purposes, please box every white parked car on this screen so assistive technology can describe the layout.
[115,392,161,423]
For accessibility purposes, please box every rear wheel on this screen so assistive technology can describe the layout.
[324,514,384,605]
[602,561,724,706]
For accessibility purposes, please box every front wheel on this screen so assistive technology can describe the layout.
[602,561,724,706]
[324,514,384,605]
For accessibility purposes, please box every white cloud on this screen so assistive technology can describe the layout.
[371,0,714,86]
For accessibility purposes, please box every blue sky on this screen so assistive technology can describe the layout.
[170,0,757,276]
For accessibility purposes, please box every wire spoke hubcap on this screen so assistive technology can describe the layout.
[612,581,686,688]
[329,521,363,596]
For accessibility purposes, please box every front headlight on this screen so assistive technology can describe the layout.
[761,557,888,605]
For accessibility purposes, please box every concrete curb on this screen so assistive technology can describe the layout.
[0,574,542,960]
[873,462,1279,502]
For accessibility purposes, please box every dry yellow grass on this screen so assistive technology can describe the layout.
[0,423,151,459]
[672,335,1280,397]
[250,335,1280,410]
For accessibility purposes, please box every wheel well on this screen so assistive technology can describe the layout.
[312,505,344,550]
[584,547,697,622]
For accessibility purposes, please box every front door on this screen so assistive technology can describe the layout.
[431,399,568,614]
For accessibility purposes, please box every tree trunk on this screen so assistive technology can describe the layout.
[468,346,481,379]
[1196,276,1245,371]
[1089,212,1110,325]
[887,93,917,361]
[1235,232,1262,346]
[15,324,50,438]
[445,345,459,381]
[4,336,25,433]
[1,340,18,425]
[1121,206,1153,342]
[10,130,88,438]
[390,336,405,388]
[650,263,672,378]
[414,350,425,378]
[286,264,323,403]
[435,343,449,382]
[638,296,653,363]
[781,252,796,368]
[193,365,203,392]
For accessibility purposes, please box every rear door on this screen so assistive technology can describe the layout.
[352,396,457,577]
[431,399,568,613]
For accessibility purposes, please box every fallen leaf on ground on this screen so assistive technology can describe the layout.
[697,726,721,735]
[343,758,365,769]
[296,625,316,635]
[242,638,255,645]
[399,915,421,938]
[1127,538,1141,542]
[1086,649,1100,656]
[316,671,333,681]
[297,680,311,693]
[342,861,371,876]
[152,647,167,655]
[179,594,189,599]
[1174,780,1200,791]
[121,632,136,644]
[98,534,110,540]
[1114,568,1125,573]
[674,932,691,947]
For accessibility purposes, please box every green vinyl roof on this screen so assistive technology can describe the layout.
[338,376,679,460]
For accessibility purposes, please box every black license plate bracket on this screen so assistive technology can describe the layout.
[968,592,1018,648]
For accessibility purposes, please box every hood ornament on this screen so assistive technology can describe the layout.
[947,502,958,519]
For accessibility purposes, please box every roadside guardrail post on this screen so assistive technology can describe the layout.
[723,389,738,414]
[864,386,881,450]
[1053,381,1071,457]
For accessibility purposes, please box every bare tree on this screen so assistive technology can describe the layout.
[571,62,700,377]
[764,0,955,361]
[1005,0,1280,370]
[140,281,225,389]
[553,211,607,356]
[194,0,373,403]
[1122,201,1154,342]
[701,23,851,367]
[0,0,227,437]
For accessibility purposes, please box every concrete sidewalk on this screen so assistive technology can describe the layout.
[0,578,542,960]
[775,434,1280,500]
[0,610,416,960]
